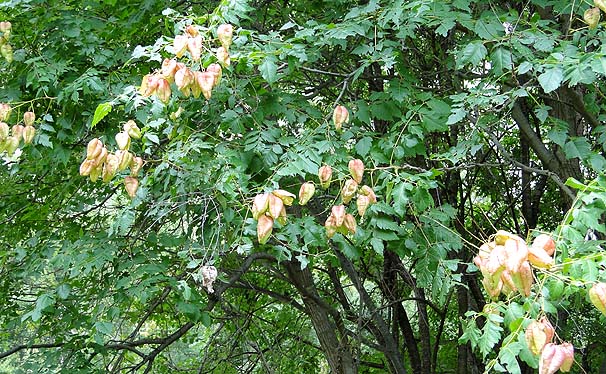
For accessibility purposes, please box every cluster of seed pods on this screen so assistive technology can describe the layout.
[79,120,144,198]
[0,21,12,63]
[138,24,233,104]
[0,104,36,156]
[524,316,574,374]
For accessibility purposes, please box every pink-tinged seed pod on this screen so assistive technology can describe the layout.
[486,244,507,276]
[318,165,332,189]
[185,25,199,37]
[140,74,160,97]
[325,215,337,239]
[115,131,131,151]
[197,71,216,100]
[0,103,10,122]
[156,78,172,103]
[343,213,356,234]
[504,238,528,274]
[161,58,178,82]
[272,189,296,206]
[86,138,103,160]
[589,282,606,315]
[200,265,218,293]
[299,182,315,206]
[173,34,188,58]
[585,7,601,29]
[102,153,119,183]
[525,317,554,356]
[79,159,95,176]
[500,270,517,294]
[528,245,553,269]
[333,105,349,131]
[257,214,273,244]
[595,0,606,13]
[216,46,230,66]
[268,194,285,220]
[23,111,35,127]
[357,194,370,217]
[0,121,9,138]
[532,234,556,256]
[217,24,233,50]
[559,343,574,372]
[0,21,10,33]
[23,126,36,145]
[341,178,358,204]
[190,73,202,99]
[331,205,346,227]
[518,261,534,296]
[11,124,23,141]
[348,159,364,183]
[252,193,270,220]
[116,150,133,171]
[187,35,202,61]
[123,120,142,139]
[481,275,502,299]
[94,146,108,166]
[359,185,377,203]
[206,63,222,85]
[124,176,139,198]
[130,156,143,177]
[175,67,194,97]
[539,343,561,374]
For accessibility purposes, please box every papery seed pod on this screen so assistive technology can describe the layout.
[23,111,35,127]
[252,193,270,220]
[343,213,356,234]
[333,105,349,131]
[102,153,119,182]
[299,182,315,206]
[123,120,142,139]
[161,58,178,81]
[140,74,159,97]
[115,131,131,151]
[268,194,285,219]
[190,73,202,99]
[539,343,561,374]
[11,124,23,141]
[173,34,188,58]
[0,104,10,122]
[486,245,507,276]
[22,126,35,144]
[341,178,358,204]
[348,159,364,184]
[217,24,233,50]
[516,261,533,296]
[325,215,337,239]
[504,238,528,273]
[585,7,601,29]
[0,121,9,139]
[156,78,171,103]
[257,214,273,244]
[86,138,103,160]
[175,67,194,97]
[130,156,143,177]
[528,245,553,268]
[277,204,287,225]
[0,21,10,34]
[4,136,18,156]
[318,165,333,189]
[89,163,103,182]
[500,270,517,294]
[589,282,606,315]
[331,205,346,227]
[124,176,139,198]
[206,63,222,85]
[525,317,554,356]
[80,159,95,176]
[272,189,296,206]
[200,265,218,293]
[359,185,377,203]
[596,0,606,13]
[186,25,199,37]
[94,146,108,166]
[187,35,202,61]
[216,46,230,66]
[481,276,503,299]
[357,194,370,217]
[116,150,133,171]
[197,71,215,100]
[1,43,12,63]
[532,234,556,256]
[559,343,574,372]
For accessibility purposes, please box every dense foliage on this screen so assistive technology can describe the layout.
[2,0,606,373]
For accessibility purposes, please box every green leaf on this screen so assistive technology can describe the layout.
[355,137,372,157]
[259,56,278,84]
[538,67,563,93]
[457,42,487,68]
[490,48,513,75]
[563,137,591,159]
[94,321,114,335]
[91,102,112,128]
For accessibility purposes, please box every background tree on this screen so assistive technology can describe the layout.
[1,0,606,373]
